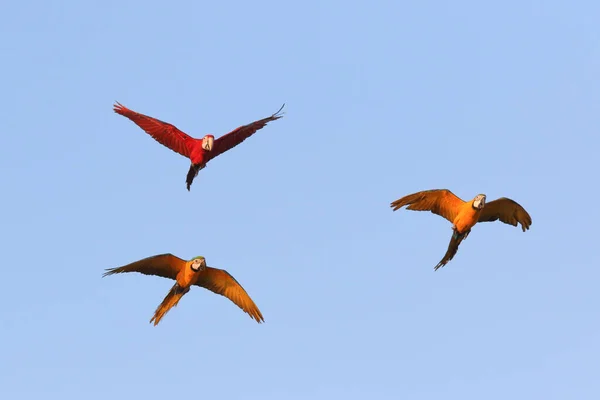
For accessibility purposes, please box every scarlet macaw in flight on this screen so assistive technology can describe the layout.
[113,102,284,190]
[103,254,264,326]
[390,189,532,271]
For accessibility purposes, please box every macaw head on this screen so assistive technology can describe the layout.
[190,256,207,272]
[472,194,486,210]
[202,135,215,151]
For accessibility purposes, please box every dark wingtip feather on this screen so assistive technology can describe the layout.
[254,309,265,323]
[253,314,265,324]
[272,103,285,118]
[113,101,125,114]
[390,198,405,211]
[102,267,119,278]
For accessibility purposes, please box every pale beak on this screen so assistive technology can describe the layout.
[203,137,214,151]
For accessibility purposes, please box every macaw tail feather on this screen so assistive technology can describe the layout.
[150,284,190,326]
[434,229,470,271]
[186,163,203,191]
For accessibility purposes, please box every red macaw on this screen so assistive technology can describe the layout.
[113,102,285,190]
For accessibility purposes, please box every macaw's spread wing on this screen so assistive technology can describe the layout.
[478,197,532,231]
[103,253,186,280]
[113,102,194,158]
[390,189,465,223]
[195,267,264,323]
[207,104,285,162]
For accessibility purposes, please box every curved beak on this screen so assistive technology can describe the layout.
[475,196,486,209]
[192,261,204,271]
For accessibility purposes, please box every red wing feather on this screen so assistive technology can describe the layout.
[113,102,194,158]
[207,104,284,162]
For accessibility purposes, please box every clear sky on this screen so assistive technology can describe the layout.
[1,0,599,399]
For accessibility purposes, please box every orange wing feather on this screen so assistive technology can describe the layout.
[113,102,194,158]
[478,197,532,231]
[195,267,264,323]
[149,284,188,326]
[103,253,186,280]
[390,189,465,223]
[207,104,284,162]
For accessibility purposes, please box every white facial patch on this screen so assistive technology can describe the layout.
[191,259,204,271]
[473,195,486,209]
[202,136,214,151]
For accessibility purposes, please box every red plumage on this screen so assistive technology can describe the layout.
[113,102,284,190]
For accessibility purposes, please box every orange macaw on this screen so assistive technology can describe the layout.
[103,254,264,325]
[390,189,532,270]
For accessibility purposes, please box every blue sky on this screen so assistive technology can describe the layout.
[1,0,599,398]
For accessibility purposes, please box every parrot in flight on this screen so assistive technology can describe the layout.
[113,102,285,190]
[103,254,264,326]
[390,189,532,271]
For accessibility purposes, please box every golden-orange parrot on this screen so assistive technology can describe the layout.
[103,254,264,325]
[390,189,532,271]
